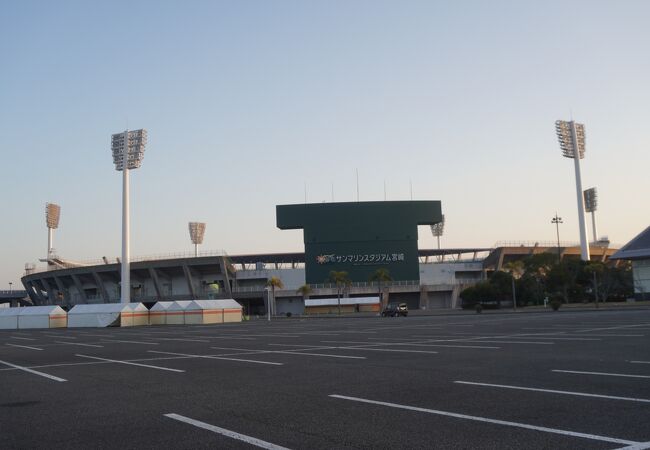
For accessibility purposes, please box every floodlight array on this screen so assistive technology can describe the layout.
[555,120,585,159]
[45,203,61,229]
[112,129,148,171]
[584,187,598,213]
[430,215,445,237]
[189,222,206,245]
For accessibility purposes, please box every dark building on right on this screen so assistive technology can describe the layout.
[610,225,650,299]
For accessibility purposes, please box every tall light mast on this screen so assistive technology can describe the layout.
[45,203,61,262]
[555,120,590,261]
[430,214,445,250]
[583,187,599,243]
[188,222,206,257]
[111,129,147,303]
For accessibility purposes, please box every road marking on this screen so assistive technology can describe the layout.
[338,346,438,354]
[210,346,366,360]
[566,334,644,338]
[574,324,650,333]
[630,361,650,364]
[55,341,104,348]
[100,339,159,345]
[0,358,66,382]
[43,334,77,339]
[6,343,43,351]
[329,394,639,446]
[75,354,184,372]
[148,350,283,366]
[612,442,650,450]
[454,381,650,403]
[553,370,650,379]
[164,413,291,449]
[10,336,36,341]
[322,339,500,350]
[149,337,210,343]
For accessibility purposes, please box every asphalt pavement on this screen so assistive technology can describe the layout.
[1,309,649,449]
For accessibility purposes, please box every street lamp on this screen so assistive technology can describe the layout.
[45,203,61,261]
[9,282,12,293]
[551,213,563,264]
[583,187,598,243]
[111,129,148,303]
[188,222,206,257]
[555,120,590,261]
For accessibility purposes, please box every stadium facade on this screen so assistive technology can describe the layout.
[21,201,620,313]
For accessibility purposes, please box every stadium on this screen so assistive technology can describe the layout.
[18,200,620,314]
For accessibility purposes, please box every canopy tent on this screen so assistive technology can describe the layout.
[128,303,149,326]
[166,301,193,325]
[184,299,244,324]
[18,305,67,329]
[68,303,141,328]
[149,301,175,325]
[0,308,20,329]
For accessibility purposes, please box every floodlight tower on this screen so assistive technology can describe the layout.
[45,203,61,261]
[188,222,206,257]
[583,187,598,243]
[430,214,445,250]
[111,129,147,303]
[555,120,590,261]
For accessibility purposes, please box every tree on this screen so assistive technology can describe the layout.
[584,262,604,307]
[503,261,525,309]
[369,268,392,309]
[266,276,284,316]
[296,284,312,300]
[329,270,351,315]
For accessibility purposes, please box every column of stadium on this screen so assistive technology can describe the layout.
[555,120,590,261]
[111,129,147,303]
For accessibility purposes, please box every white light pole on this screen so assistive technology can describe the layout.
[188,222,206,257]
[583,187,598,243]
[45,203,61,262]
[430,215,445,250]
[112,129,147,303]
[555,120,590,261]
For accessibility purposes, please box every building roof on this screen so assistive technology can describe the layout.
[610,226,650,260]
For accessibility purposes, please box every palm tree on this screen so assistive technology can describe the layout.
[296,284,312,300]
[503,261,524,310]
[370,268,392,310]
[329,270,350,315]
[266,276,284,316]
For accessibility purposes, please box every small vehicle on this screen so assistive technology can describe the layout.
[381,302,408,317]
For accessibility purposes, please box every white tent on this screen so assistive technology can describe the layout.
[128,303,149,326]
[68,303,135,328]
[0,308,20,329]
[149,301,174,325]
[184,299,243,325]
[18,305,67,329]
[166,301,193,325]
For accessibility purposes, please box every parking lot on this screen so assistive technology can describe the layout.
[1,309,649,449]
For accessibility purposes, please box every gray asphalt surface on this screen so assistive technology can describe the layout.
[1,309,649,449]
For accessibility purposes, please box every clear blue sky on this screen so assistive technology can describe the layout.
[1,0,649,288]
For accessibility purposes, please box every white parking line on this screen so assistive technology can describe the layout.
[149,338,210,343]
[148,350,283,366]
[164,413,291,449]
[100,339,159,345]
[55,341,104,348]
[612,442,650,450]
[0,358,66,382]
[75,354,184,372]
[323,339,500,350]
[9,336,36,341]
[630,361,650,364]
[454,381,650,403]
[329,394,639,446]
[43,334,77,339]
[6,343,43,351]
[210,346,366,360]
[553,370,650,379]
